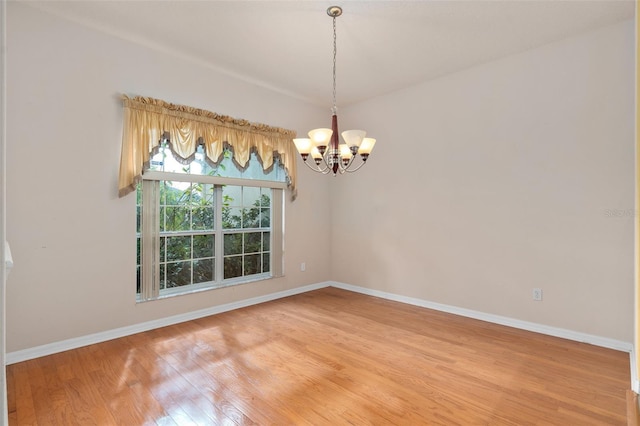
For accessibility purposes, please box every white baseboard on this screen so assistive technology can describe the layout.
[5,282,330,365]
[329,281,633,353]
[6,280,634,366]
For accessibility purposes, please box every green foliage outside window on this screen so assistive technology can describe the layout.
[137,143,283,297]
[222,186,271,280]
[137,182,272,291]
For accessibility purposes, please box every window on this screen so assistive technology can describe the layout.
[137,143,286,301]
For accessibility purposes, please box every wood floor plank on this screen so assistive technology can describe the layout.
[627,390,639,426]
[6,287,631,425]
[8,362,38,425]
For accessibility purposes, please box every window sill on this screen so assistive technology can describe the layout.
[135,273,279,303]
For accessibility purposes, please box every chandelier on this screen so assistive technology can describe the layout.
[293,6,376,175]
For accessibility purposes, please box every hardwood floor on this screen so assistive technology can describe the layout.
[6,287,630,425]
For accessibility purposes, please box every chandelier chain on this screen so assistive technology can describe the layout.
[332,14,337,113]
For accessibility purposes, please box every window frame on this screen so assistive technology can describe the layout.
[137,171,285,302]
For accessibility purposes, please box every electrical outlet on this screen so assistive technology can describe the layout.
[301,262,306,272]
[532,288,543,301]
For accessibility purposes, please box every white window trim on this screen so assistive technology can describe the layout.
[142,171,288,189]
[137,172,285,302]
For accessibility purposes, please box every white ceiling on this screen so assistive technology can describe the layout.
[24,0,635,107]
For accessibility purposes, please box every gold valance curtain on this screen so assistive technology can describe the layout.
[118,95,297,198]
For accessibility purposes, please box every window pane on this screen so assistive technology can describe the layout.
[160,237,166,262]
[165,182,191,205]
[159,180,166,204]
[244,232,261,253]
[166,261,191,288]
[193,259,214,284]
[260,208,270,228]
[244,254,260,276]
[222,185,242,207]
[136,266,141,294]
[202,183,214,204]
[243,186,260,207]
[242,207,260,229]
[192,207,214,231]
[189,183,203,203]
[223,207,242,229]
[224,234,242,256]
[262,253,270,273]
[193,234,214,259]
[263,232,270,251]
[166,236,191,262]
[224,256,242,279]
[162,180,176,204]
[164,206,190,231]
[260,188,271,206]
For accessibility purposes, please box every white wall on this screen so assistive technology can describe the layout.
[333,20,635,342]
[5,3,331,352]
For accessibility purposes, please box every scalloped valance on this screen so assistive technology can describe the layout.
[118,95,297,198]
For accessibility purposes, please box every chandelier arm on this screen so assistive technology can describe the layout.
[341,159,369,173]
[344,152,359,169]
[303,159,332,174]
[336,155,356,173]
